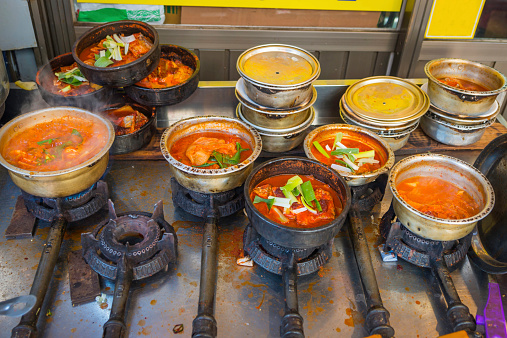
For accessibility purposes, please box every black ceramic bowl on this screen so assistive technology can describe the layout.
[72,20,160,88]
[124,45,200,106]
[244,156,351,249]
[99,96,156,155]
[36,52,113,110]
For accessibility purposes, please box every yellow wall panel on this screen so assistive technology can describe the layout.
[425,0,485,39]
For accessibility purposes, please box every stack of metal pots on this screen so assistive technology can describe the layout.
[421,58,507,146]
[340,76,429,151]
[235,44,319,152]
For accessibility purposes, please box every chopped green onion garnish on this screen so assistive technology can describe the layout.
[94,56,114,68]
[37,138,53,145]
[268,196,292,209]
[355,150,375,159]
[330,148,359,156]
[253,195,275,210]
[61,85,71,92]
[333,132,343,150]
[313,141,330,158]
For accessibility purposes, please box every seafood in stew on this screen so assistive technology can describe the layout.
[136,57,194,89]
[79,33,153,68]
[438,77,490,92]
[396,176,481,219]
[2,116,108,171]
[170,131,252,169]
[103,105,150,136]
[51,62,102,95]
[311,132,383,175]
[251,174,343,228]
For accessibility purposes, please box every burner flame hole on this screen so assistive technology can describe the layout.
[117,232,145,246]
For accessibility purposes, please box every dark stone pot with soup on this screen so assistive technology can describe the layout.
[244,157,351,249]
[72,20,160,87]
[124,45,200,106]
[36,52,113,110]
[388,153,495,241]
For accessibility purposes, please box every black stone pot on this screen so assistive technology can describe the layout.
[244,156,351,249]
[124,44,200,106]
[99,96,156,155]
[36,52,113,110]
[72,20,160,88]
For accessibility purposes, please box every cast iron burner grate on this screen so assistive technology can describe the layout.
[21,180,109,222]
[171,177,244,218]
[81,200,177,338]
[380,204,472,269]
[243,224,333,276]
[379,203,478,335]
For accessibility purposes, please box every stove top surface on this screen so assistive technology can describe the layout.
[0,160,505,337]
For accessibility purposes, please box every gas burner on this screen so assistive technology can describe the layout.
[171,177,244,218]
[21,180,109,222]
[243,224,333,276]
[380,204,472,269]
[379,204,477,334]
[350,173,387,211]
[11,181,109,338]
[81,200,177,338]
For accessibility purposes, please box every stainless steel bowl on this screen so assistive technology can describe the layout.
[0,106,115,197]
[236,44,320,109]
[420,111,495,146]
[389,153,495,241]
[160,116,262,193]
[235,85,316,129]
[237,104,315,153]
[425,58,507,116]
[304,124,395,186]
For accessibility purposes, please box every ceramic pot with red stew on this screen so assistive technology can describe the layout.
[124,44,200,106]
[36,52,113,110]
[388,153,494,241]
[72,20,160,87]
[244,157,351,249]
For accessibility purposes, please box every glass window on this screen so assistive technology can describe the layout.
[475,0,507,38]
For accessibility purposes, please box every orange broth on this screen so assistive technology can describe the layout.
[396,176,481,219]
[438,77,489,92]
[2,116,108,172]
[136,58,194,89]
[170,131,252,169]
[312,138,382,174]
[251,174,343,228]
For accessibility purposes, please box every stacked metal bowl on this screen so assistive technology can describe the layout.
[235,44,320,152]
[340,76,429,151]
[421,58,507,146]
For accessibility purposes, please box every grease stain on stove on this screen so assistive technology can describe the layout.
[138,319,146,326]
[150,299,157,305]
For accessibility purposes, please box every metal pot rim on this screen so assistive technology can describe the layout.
[72,20,159,74]
[244,156,352,234]
[128,44,200,92]
[424,58,507,96]
[237,103,315,134]
[304,124,395,181]
[389,153,495,225]
[237,44,320,88]
[160,115,262,176]
[236,79,317,114]
[0,106,115,177]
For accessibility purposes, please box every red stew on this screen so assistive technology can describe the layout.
[103,105,150,136]
[79,33,153,68]
[397,176,481,219]
[136,57,194,89]
[51,62,101,96]
[251,174,343,228]
[311,138,382,174]
[170,131,252,169]
[438,77,490,92]
[2,116,108,172]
